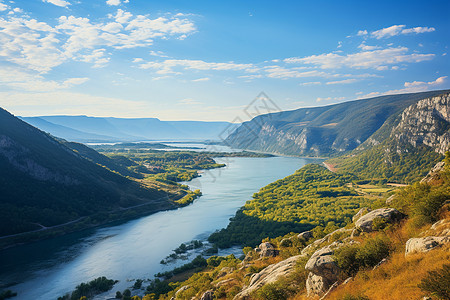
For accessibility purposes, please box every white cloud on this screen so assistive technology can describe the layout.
[299,81,321,86]
[0,66,89,92]
[0,2,8,11]
[191,77,210,82]
[357,30,368,36]
[285,47,434,70]
[359,76,447,98]
[358,43,380,51]
[179,98,202,105]
[106,0,121,5]
[326,79,357,85]
[371,25,435,39]
[0,9,196,73]
[139,59,257,74]
[42,0,71,7]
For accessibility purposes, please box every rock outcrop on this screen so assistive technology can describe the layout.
[405,218,450,256]
[304,239,357,297]
[354,208,405,233]
[405,236,450,256]
[392,92,450,155]
[352,207,371,222]
[234,254,304,299]
[257,242,278,258]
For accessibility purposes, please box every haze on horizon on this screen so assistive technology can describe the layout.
[0,0,449,121]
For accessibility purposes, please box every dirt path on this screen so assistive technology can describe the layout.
[323,162,337,173]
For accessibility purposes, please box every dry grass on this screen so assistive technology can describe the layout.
[327,244,450,300]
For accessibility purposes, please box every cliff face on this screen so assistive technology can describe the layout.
[225,90,450,156]
[392,93,450,154]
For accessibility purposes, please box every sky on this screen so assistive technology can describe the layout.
[0,0,449,121]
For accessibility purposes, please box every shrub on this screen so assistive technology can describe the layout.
[418,264,450,299]
[339,294,370,300]
[335,235,392,277]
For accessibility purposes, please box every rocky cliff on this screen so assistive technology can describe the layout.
[392,93,450,154]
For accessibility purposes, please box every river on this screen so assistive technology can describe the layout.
[0,150,322,299]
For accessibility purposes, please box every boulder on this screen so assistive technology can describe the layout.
[305,247,340,281]
[301,228,353,255]
[352,207,371,222]
[258,242,278,258]
[405,236,450,256]
[174,285,191,298]
[216,267,234,279]
[306,272,330,297]
[200,290,214,300]
[234,254,304,299]
[355,208,405,233]
[305,238,357,297]
[298,230,313,241]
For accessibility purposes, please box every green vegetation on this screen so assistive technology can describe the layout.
[209,164,373,248]
[57,276,117,300]
[175,189,202,205]
[0,290,17,300]
[334,235,392,277]
[155,255,207,279]
[418,264,450,299]
[329,141,443,184]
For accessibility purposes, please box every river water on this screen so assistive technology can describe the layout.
[0,151,322,299]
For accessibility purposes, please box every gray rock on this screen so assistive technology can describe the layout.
[306,272,331,298]
[258,242,278,258]
[234,254,304,299]
[298,230,313,241]
[305,246,340,281]
[405,236,450,256]
[385,195,395,205]
[200,290,214,300]
[175,285,191,298]
[355,208,405,233]
[352,207,371,222]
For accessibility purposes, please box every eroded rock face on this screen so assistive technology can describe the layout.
[234,255,304,299]
[392,93,450,155]
[306,272,330,297]
[405,236,450,256]
[355,208,405,233]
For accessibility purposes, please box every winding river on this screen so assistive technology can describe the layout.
[0,147,322,299]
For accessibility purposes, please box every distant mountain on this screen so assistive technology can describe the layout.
[225,90,450,156]
[0,108,178,237]
[20,115,239,142]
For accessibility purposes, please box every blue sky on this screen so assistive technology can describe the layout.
[0,0,449,121]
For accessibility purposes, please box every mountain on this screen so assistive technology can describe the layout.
[329,91,450,183]
[0,108,179,238]
[20,116,239,142]
[225,90,450,156]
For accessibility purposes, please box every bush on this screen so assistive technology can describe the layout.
[418,264,450,299]
[339,294,370,300]
[255,282,288,300]
[334,235,392,277]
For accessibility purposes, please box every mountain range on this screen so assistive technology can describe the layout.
[20,116,239,143]
[225,90,450,157]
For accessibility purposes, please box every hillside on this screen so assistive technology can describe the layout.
[225,90,449,157]
[20,116,239,142]
[0,107,182,240]
[329,92,450,183]
[122,155,450,300]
